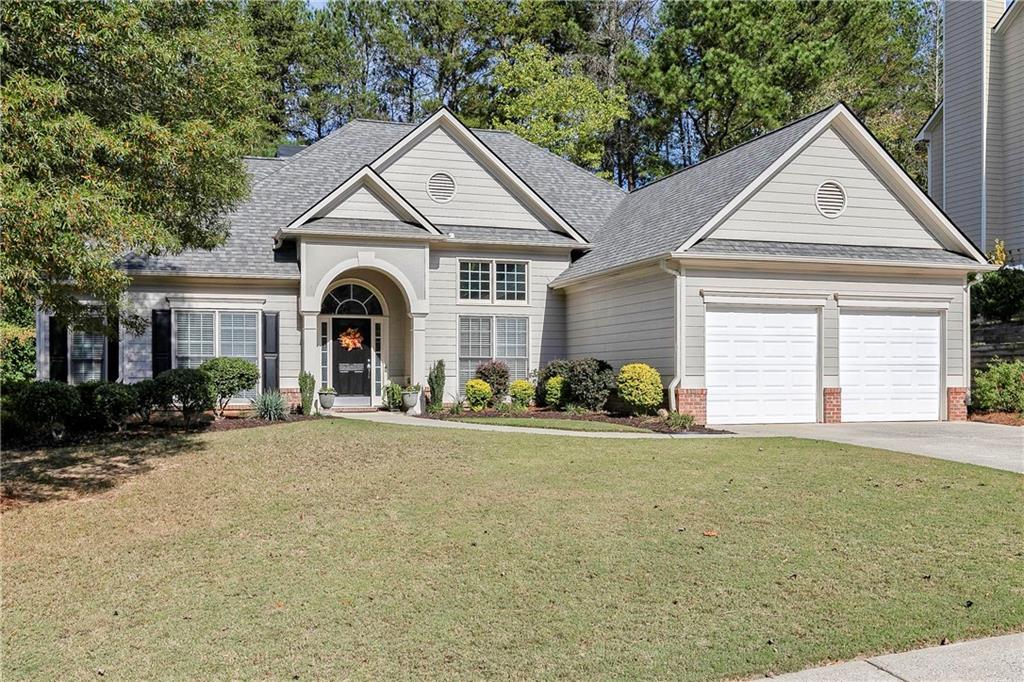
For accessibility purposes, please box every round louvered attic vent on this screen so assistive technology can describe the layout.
[815,180,847,218]
[427,172,456,203]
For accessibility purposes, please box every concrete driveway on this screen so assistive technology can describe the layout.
[729,421,1023,473]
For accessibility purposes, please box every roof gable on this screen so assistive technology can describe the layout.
[707,127,945,250]
[370,109,589,243]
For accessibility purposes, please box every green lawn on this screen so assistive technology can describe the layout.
[452,415,649,432]
[3,419,1022,680]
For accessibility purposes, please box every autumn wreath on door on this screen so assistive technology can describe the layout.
[339,327,364,351]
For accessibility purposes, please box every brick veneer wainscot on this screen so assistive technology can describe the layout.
[946,386,968,421]
[675,388,707,426]
[823,387,842,423]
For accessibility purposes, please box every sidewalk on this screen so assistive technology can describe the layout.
[766,632,1023,681]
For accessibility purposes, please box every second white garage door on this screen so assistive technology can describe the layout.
[705,307,818,425]
[839,311,941,422]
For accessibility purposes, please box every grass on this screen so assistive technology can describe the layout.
[452,415,649,432]
[3,419,1022,680]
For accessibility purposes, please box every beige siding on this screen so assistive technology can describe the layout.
[565,265,676,380]
[683,268,966,385]
[324,186,402,222]
[380,127,547,230]
[713,128,943,249]
[425,247,569,397]
[996,11,1024,257]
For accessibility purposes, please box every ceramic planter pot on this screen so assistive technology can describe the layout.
[401,391,419,411]
[319,392,335,409]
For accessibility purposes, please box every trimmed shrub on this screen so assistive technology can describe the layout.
[94,383,138,431]
[133,378,169,424]
[544,375,565,408]
[972,267,1024,323]
[617,363,663,415]
[465,378,492,411]
[72,380,106,430]
[199,357,260,417]
[11,381,81,441]
[298,371,316,415]
[972,359,1024,414]
[156,368,214,429]
[427,359,446,410]
[665,412,696,430]
[564,358,615,411]
[252,391,287,421]
[536,359,571,406]
[475,361,509,404]
[509,379,534,408]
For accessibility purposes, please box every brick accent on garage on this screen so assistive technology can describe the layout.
[947,387,968,421]
[823,387,842,423]
[675,388,707,426]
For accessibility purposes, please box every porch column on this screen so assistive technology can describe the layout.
[301,312,319,388]
[410,312,427,384]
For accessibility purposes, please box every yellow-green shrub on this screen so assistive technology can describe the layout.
[544,375,565,408]
[465,378,492,411]
[509,379,534,408]
[617,363,663,415]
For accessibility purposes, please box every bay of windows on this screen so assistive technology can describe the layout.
[457,315,529,392]
[175,310,260,399]
[459,260,527,302]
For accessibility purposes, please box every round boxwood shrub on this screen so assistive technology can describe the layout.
[72,379,106,431]
[617,363,664,415]
[465,378,492,412]
[475,360,509,404]
[509,379,534,408]
[544,375,565,409]
[564,358,615,411]
[12,381,81,441]
[536,359,571,406]
[94,383,138,432]
[133,378,170,424]
[156,368,214,429]
[972,359,1024,414]
[199,357,260,417]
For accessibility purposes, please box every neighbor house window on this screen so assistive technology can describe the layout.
[459,260,527,303]
[69,329,106,384]
[174,310,260,400]
[457,315,529,391]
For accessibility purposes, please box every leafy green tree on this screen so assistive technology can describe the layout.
[494,43,627,172]
[1,0,264,333]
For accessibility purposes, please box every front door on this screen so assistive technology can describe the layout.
[332,318,372,397]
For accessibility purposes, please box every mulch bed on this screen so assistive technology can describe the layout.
[969,411,1024,427]
[423,408,730,434]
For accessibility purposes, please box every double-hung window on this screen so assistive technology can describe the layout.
[459,260,527,303]
[174,310,260,400]
[69,329,106,384]
[457,315,529,392]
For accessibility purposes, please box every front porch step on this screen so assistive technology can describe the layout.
[329,407,379,414]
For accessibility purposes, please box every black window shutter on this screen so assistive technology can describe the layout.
[106,319,120,382]
[49,316,68,383]
[152,309,172,377]
[262,312,279,392]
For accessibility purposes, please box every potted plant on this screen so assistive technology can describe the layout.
[401,383,422,412]
[318,386,336,410]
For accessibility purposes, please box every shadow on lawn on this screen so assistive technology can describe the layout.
[1,433,205,509]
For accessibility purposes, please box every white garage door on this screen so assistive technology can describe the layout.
[705,307,818,425]
[839,311,940,422]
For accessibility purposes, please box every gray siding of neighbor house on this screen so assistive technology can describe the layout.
[425,247,570,395]
[713,128,943,249]
[378,126,548,231]
[682,268,967,386]
[928,116,944,207]
[565,265,676,381]
[997,12,1024,257]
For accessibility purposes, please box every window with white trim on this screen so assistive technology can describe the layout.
[459,260,527,303]
[69,329,106,384]
[457,315,529,391]
[174,310,261,400]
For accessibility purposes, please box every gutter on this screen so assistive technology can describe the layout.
[659,259,685,412]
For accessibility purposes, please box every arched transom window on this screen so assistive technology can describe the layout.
[321,283,384,316]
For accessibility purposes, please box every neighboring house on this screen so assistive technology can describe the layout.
[36,103,992,425]
[917,0,1022,259]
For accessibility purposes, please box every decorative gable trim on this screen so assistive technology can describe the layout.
[281,165,441,236]
[676,104,988,264]
[369,108,589,245]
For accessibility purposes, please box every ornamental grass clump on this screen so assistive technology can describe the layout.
[617,363,663,415]
[252,391,287,421]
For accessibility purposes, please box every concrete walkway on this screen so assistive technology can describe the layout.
[766,632,1024,681]
[730,422,1024,473]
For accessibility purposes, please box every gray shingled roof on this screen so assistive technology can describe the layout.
[243,156,285,183]
[552,108,834,285]
[688,239,980,266]
[125,119,623,277]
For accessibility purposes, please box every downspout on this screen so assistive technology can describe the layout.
[660,259,684,411]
